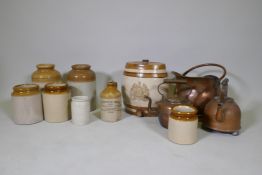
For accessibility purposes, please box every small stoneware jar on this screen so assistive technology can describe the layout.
[32,64,62,88]
[100,81,122,122]
[66,64,96,111]
[43,82,70,123]
[168,105,198,144]
[11,84,43,124]
[71,96,90,125]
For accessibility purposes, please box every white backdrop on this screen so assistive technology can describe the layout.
[1,0,262,113]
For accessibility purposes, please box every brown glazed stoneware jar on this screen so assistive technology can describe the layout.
[66,64,96,111]
[168,105,198,144]
[122,59,168,117]
[42,82,70,123]
[100,81,122,122]
[32,64,62,88]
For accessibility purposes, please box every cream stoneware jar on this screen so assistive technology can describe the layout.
[168,105,198,145]
[43,82,70,123]
[11,84,43,124]
[122,59,167,117]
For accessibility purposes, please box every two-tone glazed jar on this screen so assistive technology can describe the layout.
[122,59,167,117]
[11,84,43,124]
[43,82,70,123]
[66,64,96,111]
[100,81,122,122]
[31,64,62,88]
[168,105,198,144]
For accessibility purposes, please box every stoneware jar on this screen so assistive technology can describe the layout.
[43,82,70,123]
[168,105,198,144]
[67,64,96,111]
[71,96,90,125]
[11,84,43,124]
[122,59,167,117]
[100,81,122,122]
[31,64,62,88]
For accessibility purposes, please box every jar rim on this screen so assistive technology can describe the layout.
[12,84,40,96]
[37,64,55,69]
[72,96,89,102]
[72,64,90,70]
[44,82,68,93]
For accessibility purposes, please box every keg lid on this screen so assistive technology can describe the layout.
[124,59,167,78]
[12,84,40,96]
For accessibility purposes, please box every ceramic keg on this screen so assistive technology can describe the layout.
[122,59,167,117]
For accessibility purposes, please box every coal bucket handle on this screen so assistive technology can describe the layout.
[182,63,227,80]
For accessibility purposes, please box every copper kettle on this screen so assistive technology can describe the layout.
[155,79,190,128]
[203,78,241,135]
[172,63,227,114]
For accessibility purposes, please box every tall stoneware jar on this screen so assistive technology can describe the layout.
[122,59,167,117]
[11,84,43,124]
[43,82,70,123]
[32,64,62,88]
[100,81,122,122]
[66,64,96,111]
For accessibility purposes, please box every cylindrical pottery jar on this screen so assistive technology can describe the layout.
[168,105,198,144]
[32,64,62,88]
[11,84,43,124]
[71,96,90,125]
[122,59,167,117]
[67,64,96,111]
[100,81,122,122]
[43,82,70,123]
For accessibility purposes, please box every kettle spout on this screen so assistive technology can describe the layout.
[171,71,184,79]
[215,103,224,122]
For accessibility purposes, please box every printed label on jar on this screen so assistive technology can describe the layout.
[101,98,121,122]
[101,98,121,112]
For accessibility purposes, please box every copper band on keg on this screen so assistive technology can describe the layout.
[124,71,167,78]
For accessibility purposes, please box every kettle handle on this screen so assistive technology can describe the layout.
[157,79,187,99]
[182,63,227,80]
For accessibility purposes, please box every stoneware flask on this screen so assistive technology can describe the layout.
[32,64,62,88]
[100,81,122,122]
[168,105,198,144]
[67,64,96,111]
[43,82,70,123]
[11,84,43,124]
[122,59,167,117]
[71,96,90,125]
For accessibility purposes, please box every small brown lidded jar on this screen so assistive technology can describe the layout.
[168,105,198,144]
[42,82,70,123]
[11,84,43,124]
[67,64,96,111]
[122,59,167,117]
[32,64,62,88]
[100,81,122,122]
